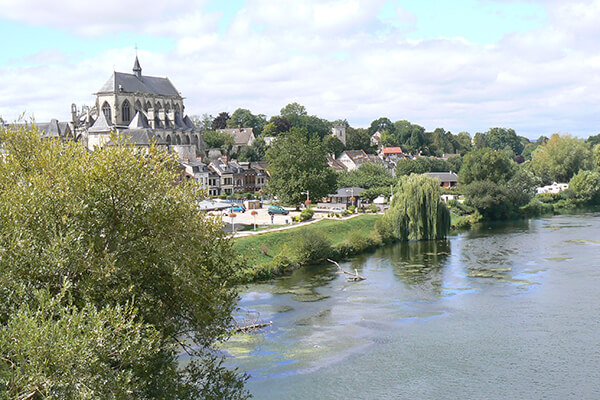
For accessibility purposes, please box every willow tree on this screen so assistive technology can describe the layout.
[378,174,450,241]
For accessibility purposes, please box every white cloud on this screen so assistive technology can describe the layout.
[2,0,600,138]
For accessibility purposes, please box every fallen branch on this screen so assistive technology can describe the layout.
[232,321,273,333]
[327,259,366,281]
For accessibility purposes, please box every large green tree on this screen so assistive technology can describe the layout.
[0,127,248,399]
[377,174,450,241]
[346,127,375,153]
[227,108,267,136]
[266,128,336,205]
[337,162,394,189]
[528,134,591,183]
[458,148,516,185]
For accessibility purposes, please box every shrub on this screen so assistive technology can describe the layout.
[299,208,315,221]
[348,205,356,213]
[368,204,379,213]
[290,230,332,265]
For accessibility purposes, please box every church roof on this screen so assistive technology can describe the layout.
[97,72,181,98]
[88,111,112,133]
[183,115,196,130]
[128,111,150,129]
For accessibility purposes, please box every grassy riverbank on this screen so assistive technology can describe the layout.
[232,215,383,282]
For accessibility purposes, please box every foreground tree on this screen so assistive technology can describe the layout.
[266,128,336,205]
[377,175,450,241]
[0,126,249,399]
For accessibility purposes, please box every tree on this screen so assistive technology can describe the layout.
[484,127,524,155]
[346,127,375,153]
[368,117,394,136]
[395,157,452,176]
[587,133,600,147]
[262,116,291,137]
[337,162,394,189]
[458,148,516,185]
[204,130,235,154]
[568,169,600,205]
[377,174,450,241]
[323,135,345,157]
[266,128,336,205]
[280,102,307,118]
[528,134,592,183]
[227,108,267,136]
[212,112,230,130]
[238,137,266,161]
[0,126,249,399]
[455,132,473,155]
[190,113,214,132]
[463,180,512,220]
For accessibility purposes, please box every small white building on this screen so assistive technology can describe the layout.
[536,182,569,194]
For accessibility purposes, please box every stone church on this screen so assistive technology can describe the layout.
[72,56,205,160]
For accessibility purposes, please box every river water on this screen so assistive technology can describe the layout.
[224,213,600,399]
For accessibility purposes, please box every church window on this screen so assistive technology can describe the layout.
[122,100,131,123]
[102,102,111,121]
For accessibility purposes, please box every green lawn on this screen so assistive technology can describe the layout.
[233,214,381,267]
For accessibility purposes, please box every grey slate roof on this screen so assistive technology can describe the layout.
[329,187,365,197]
[88,112,112,133]
[424,172,458,182]
[219,128,255,146]
[97,72,181,98]
[183,115,196,130]
[128,111,150,129]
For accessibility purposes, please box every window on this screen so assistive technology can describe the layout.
[102,102,111,121]
[121,100,131,123]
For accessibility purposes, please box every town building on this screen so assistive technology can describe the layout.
[72,56,205,160]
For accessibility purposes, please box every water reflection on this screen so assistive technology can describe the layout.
[376,240,450,290]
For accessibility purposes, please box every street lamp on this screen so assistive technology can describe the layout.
[229,213,237,234]
[251,210,258,231]
[301,190,309,207]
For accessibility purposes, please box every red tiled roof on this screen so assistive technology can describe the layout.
[382,147,403,154]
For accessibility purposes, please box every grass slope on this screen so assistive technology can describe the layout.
[233,215,381,269]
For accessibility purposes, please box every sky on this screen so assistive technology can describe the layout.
[1,0,600,139]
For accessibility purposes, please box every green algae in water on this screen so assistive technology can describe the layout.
[545,257,572,262]
[564,239,600,245]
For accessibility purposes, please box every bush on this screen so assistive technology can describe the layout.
[348,205,356,213]
[368,204,379,213]
[299,208,315,221]
[290,230,332,265]
[520,198,555,216]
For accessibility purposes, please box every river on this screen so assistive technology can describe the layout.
[224,213,600,399]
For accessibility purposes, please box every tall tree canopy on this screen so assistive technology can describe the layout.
[0,127,248,399]
[266,128,336,205]
[458,148,516,185]
[346,127,375,153]
[227,108,267,136]
[475,127,524,155]
[528,134,592,183]
[377,174,450,241]
[337,162,395,189]
[211,111,231,130]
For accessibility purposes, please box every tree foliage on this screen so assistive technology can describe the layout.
[568,169,600,205]
[529,134,591,183]
[475,127,524,155]
[204,129,235,151]
[337,162,394,189]
[0,126,248,399]
[346,127,375,153]
[458,148,516,185]
[227,108,267,136]
[323,135,345,157]
[211,112,231,130]
[266,128,336,205]
[377,175,450,241]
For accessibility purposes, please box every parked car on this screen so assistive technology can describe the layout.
[268,205,289,215]
[224,204,246,214]
[330,207,344,213]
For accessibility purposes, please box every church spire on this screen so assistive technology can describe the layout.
[133,56,142,78]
